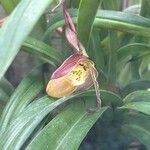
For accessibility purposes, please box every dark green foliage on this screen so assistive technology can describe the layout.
[0,0,149,149]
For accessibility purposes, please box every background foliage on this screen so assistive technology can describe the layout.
[0,0,150,149]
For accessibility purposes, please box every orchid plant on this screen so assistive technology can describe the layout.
[0,0,150,149]
[46,0,101,111]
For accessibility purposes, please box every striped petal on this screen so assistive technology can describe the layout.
[51,53,87,79]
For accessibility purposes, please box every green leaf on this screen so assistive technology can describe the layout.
[42,9,77,41]
[102,0,121,10]
[0,90,121,149]
[26,101,109,150]
[77,89,123,107]
[121,80,150,97]
[77,0,103,48]
[117,43,150,61]
[123,90,150,103]
[13,0,21,6]
[119,102,150,115]
[71,0,80,8]
[130,58,141,80]
[0,96,54,150]
[0,66,44,132]
[118,61,132,86]
[0,88,9,103]
[140,0,150,18]
[0,0,16,14]
[0,0,53,80]
[0,104,5,119]
[123,4,140,14]
[88,30,107,85]
[23,37,62,66]
[123,112,150,131]
[118,90,150,115]
[0,77,14,97]
[0,78,14,117]
[122,111,150,148]
[43,9,150,40]
[122,124,150,149]
[94,10,150,37]
[107,30,118,84]
[139,55,150,80]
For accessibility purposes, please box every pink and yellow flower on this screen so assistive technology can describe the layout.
[46,53,98,98]
[46,0,101,111]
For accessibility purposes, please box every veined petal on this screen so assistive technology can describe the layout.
[46,58,97,98]
[46,75,77,98]
[51,53,87,79]
[76,64,98,92]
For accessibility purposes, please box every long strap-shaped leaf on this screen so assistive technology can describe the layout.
[26,101,109,150]
[118,90,150,115]
[0,90,121,150]
[0,0,53,80]
[122,112,150,149]
[23,37,62,66]
[77,0,103,48]
[43,9,150,40]
[0,77,14,97]
[0,66,44,132]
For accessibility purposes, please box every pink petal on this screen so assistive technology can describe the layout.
[63,5,80,51]
[51,53,87,79]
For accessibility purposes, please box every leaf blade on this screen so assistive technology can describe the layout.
[26,100,109,150]
[23,37,62,65]
[0,0,53,80]
[43,9,150,40]
[0,90,121,149]
[77,0,103,48]
[0,66,44,132]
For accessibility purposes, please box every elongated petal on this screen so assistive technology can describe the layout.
[63,3,88,56]
[63,4,80,51]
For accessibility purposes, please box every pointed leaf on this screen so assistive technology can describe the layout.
[119,102,150,115]
[117,43,150,61]
[123,90,150,103]
[77,0,103,48]
[23,37,62,66]
[0,66,44,132]
[43,9,150,40]
[0,0,53,80]
[121,81,150,97]
[26,100,109,150]
[118,90,150,115]
[0,90,121,149]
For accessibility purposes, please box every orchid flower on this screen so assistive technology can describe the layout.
[46,0,101,112]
